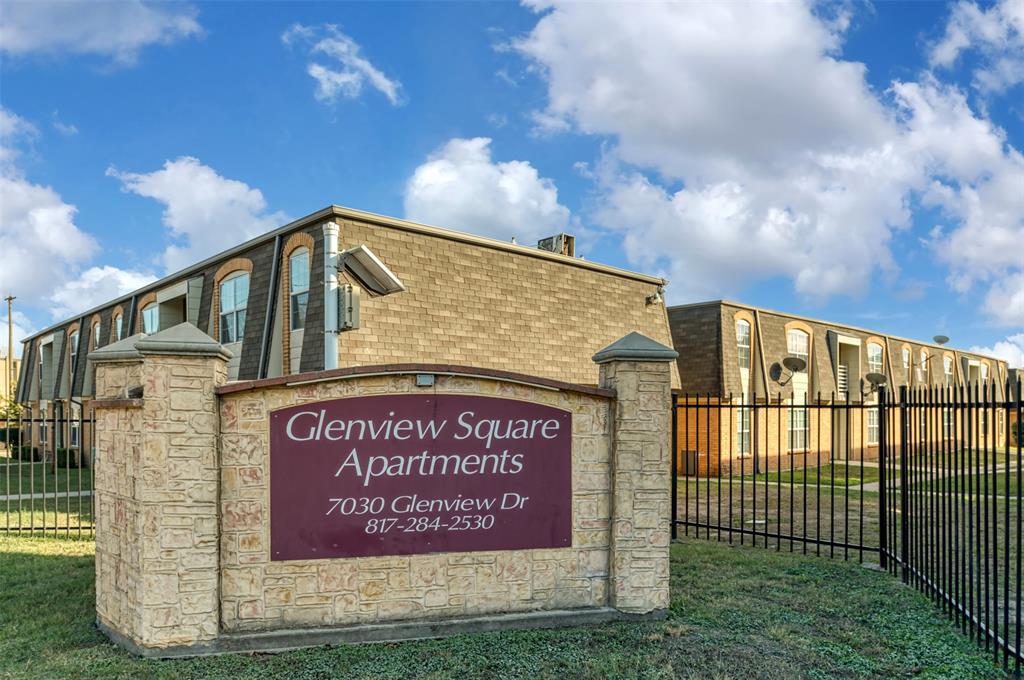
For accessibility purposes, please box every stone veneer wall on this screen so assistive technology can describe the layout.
[94,399,144,642]
[218,373,614,632]
[94,349,227,648]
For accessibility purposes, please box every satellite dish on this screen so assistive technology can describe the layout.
[769,363,783,382]
[933,335,949,346]
[866,372,888,387]
[783,356,807,373]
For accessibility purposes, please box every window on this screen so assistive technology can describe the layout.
[736,320,751,370]
[142,304,158,334]
[737,406,751,455]
[788,406,809,451]
[943,409,954,439]
[289,248,310,331]
[219,272,250,344]
[981,364,989,384]
[69,331,79,382]
[93,323,101,349]
[868,407,879,445]
[113,314,123,342]
[70,415,80,448]
[902,348,910,371]
[786,329,809,371]
[868,343,883,374]
[943,356,954,387]
[919,350,929,383]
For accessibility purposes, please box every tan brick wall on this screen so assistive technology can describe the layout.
[219,373,614,632]
[330,217,679,389]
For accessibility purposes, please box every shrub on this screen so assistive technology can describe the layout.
[16,445,38,462]
[53,448,80,469]
[1,426,22,448]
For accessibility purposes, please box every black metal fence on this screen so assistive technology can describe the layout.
[673,380,1024,674]
[1,403,95,537]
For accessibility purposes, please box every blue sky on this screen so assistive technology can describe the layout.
[1,0,1022,365]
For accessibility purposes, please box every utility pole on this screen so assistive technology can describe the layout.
[4,296,14,406]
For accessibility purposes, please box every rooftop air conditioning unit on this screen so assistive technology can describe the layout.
[537,233,576,257]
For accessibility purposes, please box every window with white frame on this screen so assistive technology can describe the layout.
[736,320,751,370]
[219,271,250,345]
[788,407,808,451]
[786,329,809,371]
[113,314,123,342]
[868,343,883,374]
[737,406,751,455]
[868,407,879,445]
[69,331,79,382]
[943,408,954,439]
[142,304,158,334]
[919,350,928,383]
[289,248,310,331]
[981,363,989,384]
[943,356,954,387]
[92,323,101,349]
[70,410,80,448]
[902,348,910,372]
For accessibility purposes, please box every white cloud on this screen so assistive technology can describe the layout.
[48,266,157,320]
[1,106,98,303]
[403,137,571,243]
[0,0,201,65]
[972,333,1024,368]
[0,310,32,360]
[282,24,403,106]
[1,107,154,333]
[107,156,291,272]
[930,0,1024,93]
[51,111,78,136]
[899,81,1024,326]
[515,1,1024,316]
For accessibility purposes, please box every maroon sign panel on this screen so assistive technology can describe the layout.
[269,394,572,561]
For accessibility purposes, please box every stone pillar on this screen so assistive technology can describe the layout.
[91,323,231,653]
[594,331,678,614]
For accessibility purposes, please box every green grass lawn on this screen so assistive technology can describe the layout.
[922,470,1022,497]
[738,462,882,488]
[0,535,1007,679]
[0,457,93,497]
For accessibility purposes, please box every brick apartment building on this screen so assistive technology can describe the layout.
[15,204,678,460]
[668,301,1012,476]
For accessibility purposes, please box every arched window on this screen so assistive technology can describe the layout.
[736,320,751,370]
[92,322,101,349]
[219,271,250,345]
[786,329,809,372]
[943,356,954,386]
[289,247,310,331]
[68,330,80,381]
[142,303,159,334]
[902,348,910,371]
[919,350,929,382]
[113,313,123,341]
[867,343,883,374]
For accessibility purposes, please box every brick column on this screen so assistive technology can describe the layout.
[91,323,230,653]
[594,332,678,614]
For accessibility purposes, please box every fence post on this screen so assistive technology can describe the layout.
[899,385,909,583]
[879,388,888,571]
[671,392,678,541]
[593,331,678,614]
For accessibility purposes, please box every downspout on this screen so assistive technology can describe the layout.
[322,221,340,371]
